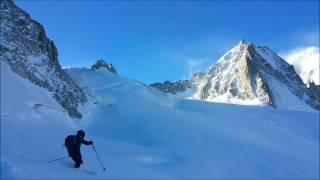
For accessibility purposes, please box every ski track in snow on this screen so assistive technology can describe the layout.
[1,62,319,179]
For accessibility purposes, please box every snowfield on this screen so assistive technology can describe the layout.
[1,61,319,179]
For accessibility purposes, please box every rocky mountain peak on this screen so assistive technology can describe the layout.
[152,39,319,111]
[200,40,274,106]
[91,59,118,75]
[239,38,248,46]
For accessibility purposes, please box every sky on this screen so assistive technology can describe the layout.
[16,0,319,84]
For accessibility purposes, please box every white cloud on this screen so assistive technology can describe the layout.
[280,46,320,85]
[184,58,210,79]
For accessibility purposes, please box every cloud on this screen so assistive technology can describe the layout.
[280,46,320,85]
[267,29,319,52]
[184,58,210,78]
[286,29,320,48]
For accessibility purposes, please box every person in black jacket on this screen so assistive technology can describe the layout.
[65,130,93,168]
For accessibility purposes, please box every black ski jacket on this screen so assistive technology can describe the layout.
[66,135,92,150]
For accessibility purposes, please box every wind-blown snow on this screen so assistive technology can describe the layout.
[280,46,320,86]
[1,62,319,179]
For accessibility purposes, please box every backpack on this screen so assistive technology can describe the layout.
[65,135,75,149]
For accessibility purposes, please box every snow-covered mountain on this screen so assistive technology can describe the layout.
[0,0,87,118]
[152,40,320,112]
[281,47,320,86]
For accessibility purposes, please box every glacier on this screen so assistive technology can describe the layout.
[1,61,319,179]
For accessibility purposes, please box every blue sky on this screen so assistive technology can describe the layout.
[16,0,319,84]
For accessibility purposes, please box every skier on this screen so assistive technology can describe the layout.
[65,130,93,168]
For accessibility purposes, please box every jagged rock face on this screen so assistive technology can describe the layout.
[308,82,320,103]
[150,80,191,95]
[195,40,319,110]
[0,0,87,118]
[150,73,205,95]
[91,59,118,75]
[195,40,274,106]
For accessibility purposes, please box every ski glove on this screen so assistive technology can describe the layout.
[89,141,93,145]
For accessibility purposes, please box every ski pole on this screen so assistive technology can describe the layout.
[91,144,106,171]
[48,156,69,162]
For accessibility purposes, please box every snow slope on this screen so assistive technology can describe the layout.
[1,62,319,179]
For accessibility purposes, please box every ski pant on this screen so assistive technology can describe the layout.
[67,148,83,164]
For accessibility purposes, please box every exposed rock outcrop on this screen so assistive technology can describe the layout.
[91,59,118,75]
[150,80,191,95]
[0,0,87,118]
